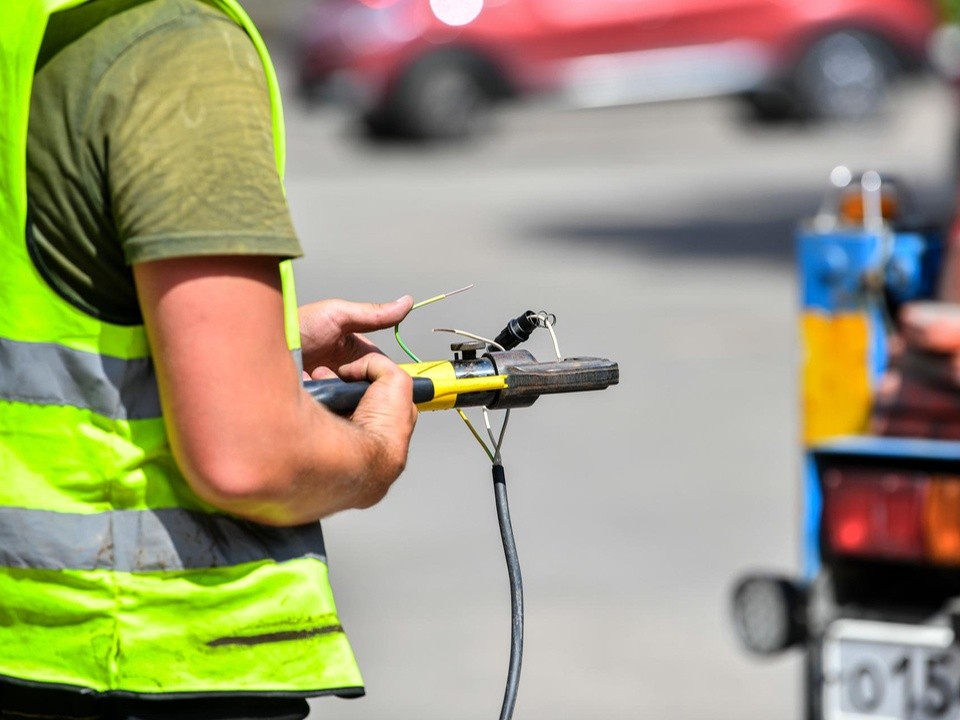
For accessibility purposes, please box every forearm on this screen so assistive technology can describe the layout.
[178,389,399,525]
[135,256,414,527]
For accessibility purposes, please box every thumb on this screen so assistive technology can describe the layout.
[902,302,960,353]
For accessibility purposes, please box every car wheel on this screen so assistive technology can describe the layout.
[368,55,491,141]
[792,31,894,121]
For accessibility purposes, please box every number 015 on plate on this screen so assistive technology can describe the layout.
[823,620,960,720]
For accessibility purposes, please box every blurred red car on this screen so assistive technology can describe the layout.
[296,0,940,139]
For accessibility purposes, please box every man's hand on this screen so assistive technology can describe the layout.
[297,297,418,510]
[901,302,960,361]
[298,296,413,380]
[871,301,960,439]
[338,352,418,509]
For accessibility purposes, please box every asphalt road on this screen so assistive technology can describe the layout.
[270,57,957,719]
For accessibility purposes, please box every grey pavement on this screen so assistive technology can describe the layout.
[269,48,955,719]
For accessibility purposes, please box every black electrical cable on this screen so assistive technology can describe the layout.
[492,463,523,720]
[493,311,538,351]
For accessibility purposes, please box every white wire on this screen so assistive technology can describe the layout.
[483,407,511,464]
[545,321,562,360]
[483,408,498,449]
[432,328,506,352]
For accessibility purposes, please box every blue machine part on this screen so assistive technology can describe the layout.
[796,227,942,577]
[803,453,823,579]
[798,230,883,313]
[890,230,942,303]
[798,229,940,312]
[813,435,960,460]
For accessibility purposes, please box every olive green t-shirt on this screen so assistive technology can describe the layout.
[26,0,302,324]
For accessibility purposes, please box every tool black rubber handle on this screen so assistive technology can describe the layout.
[305,377,435,415]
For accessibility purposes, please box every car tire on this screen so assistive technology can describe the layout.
[366,54,492,141]
[791,31,895,121]
[742,85,795,122]
[297,77,324,106]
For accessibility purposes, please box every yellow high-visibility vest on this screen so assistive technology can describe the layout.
[0,0,363,696]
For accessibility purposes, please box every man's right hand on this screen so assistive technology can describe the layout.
[339,352,417,509]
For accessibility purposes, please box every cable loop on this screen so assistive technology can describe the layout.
[530,311,562,361]
[532,311,557,328]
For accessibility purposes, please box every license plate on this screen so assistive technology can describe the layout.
[823,620,960,720]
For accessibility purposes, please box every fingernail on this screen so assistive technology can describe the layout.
[395,295,412,304]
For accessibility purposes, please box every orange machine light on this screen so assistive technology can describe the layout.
[924,477,960,565]
[837,191,900,225]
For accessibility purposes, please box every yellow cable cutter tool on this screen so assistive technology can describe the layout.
[305,346,619,415]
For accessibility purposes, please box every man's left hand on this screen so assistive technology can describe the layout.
[298,296,414,380]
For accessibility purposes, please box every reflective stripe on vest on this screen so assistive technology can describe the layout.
[0,506,327,572]
[0,337,304,420]
[0,336,161,420]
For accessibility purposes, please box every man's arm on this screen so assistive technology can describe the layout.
[133,255,417,526]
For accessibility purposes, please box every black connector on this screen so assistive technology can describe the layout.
[493,311,538,350]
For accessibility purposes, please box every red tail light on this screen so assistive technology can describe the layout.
[822,469,960,566]
[823,469,926,561]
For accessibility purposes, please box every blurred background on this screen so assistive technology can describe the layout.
[243,1,959,718]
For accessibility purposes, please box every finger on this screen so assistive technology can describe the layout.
[901,302,960,352]
[305,334,386,377]
[327,296,414,335]
[309,366,338,381]
[338,352,404,384]
[341,354,416,431]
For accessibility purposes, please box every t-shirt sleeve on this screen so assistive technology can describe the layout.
[89,10,303,264]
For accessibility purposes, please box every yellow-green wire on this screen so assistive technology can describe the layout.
[458,409,495,462]
[394,326,421,363]
[394,284,473,362]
